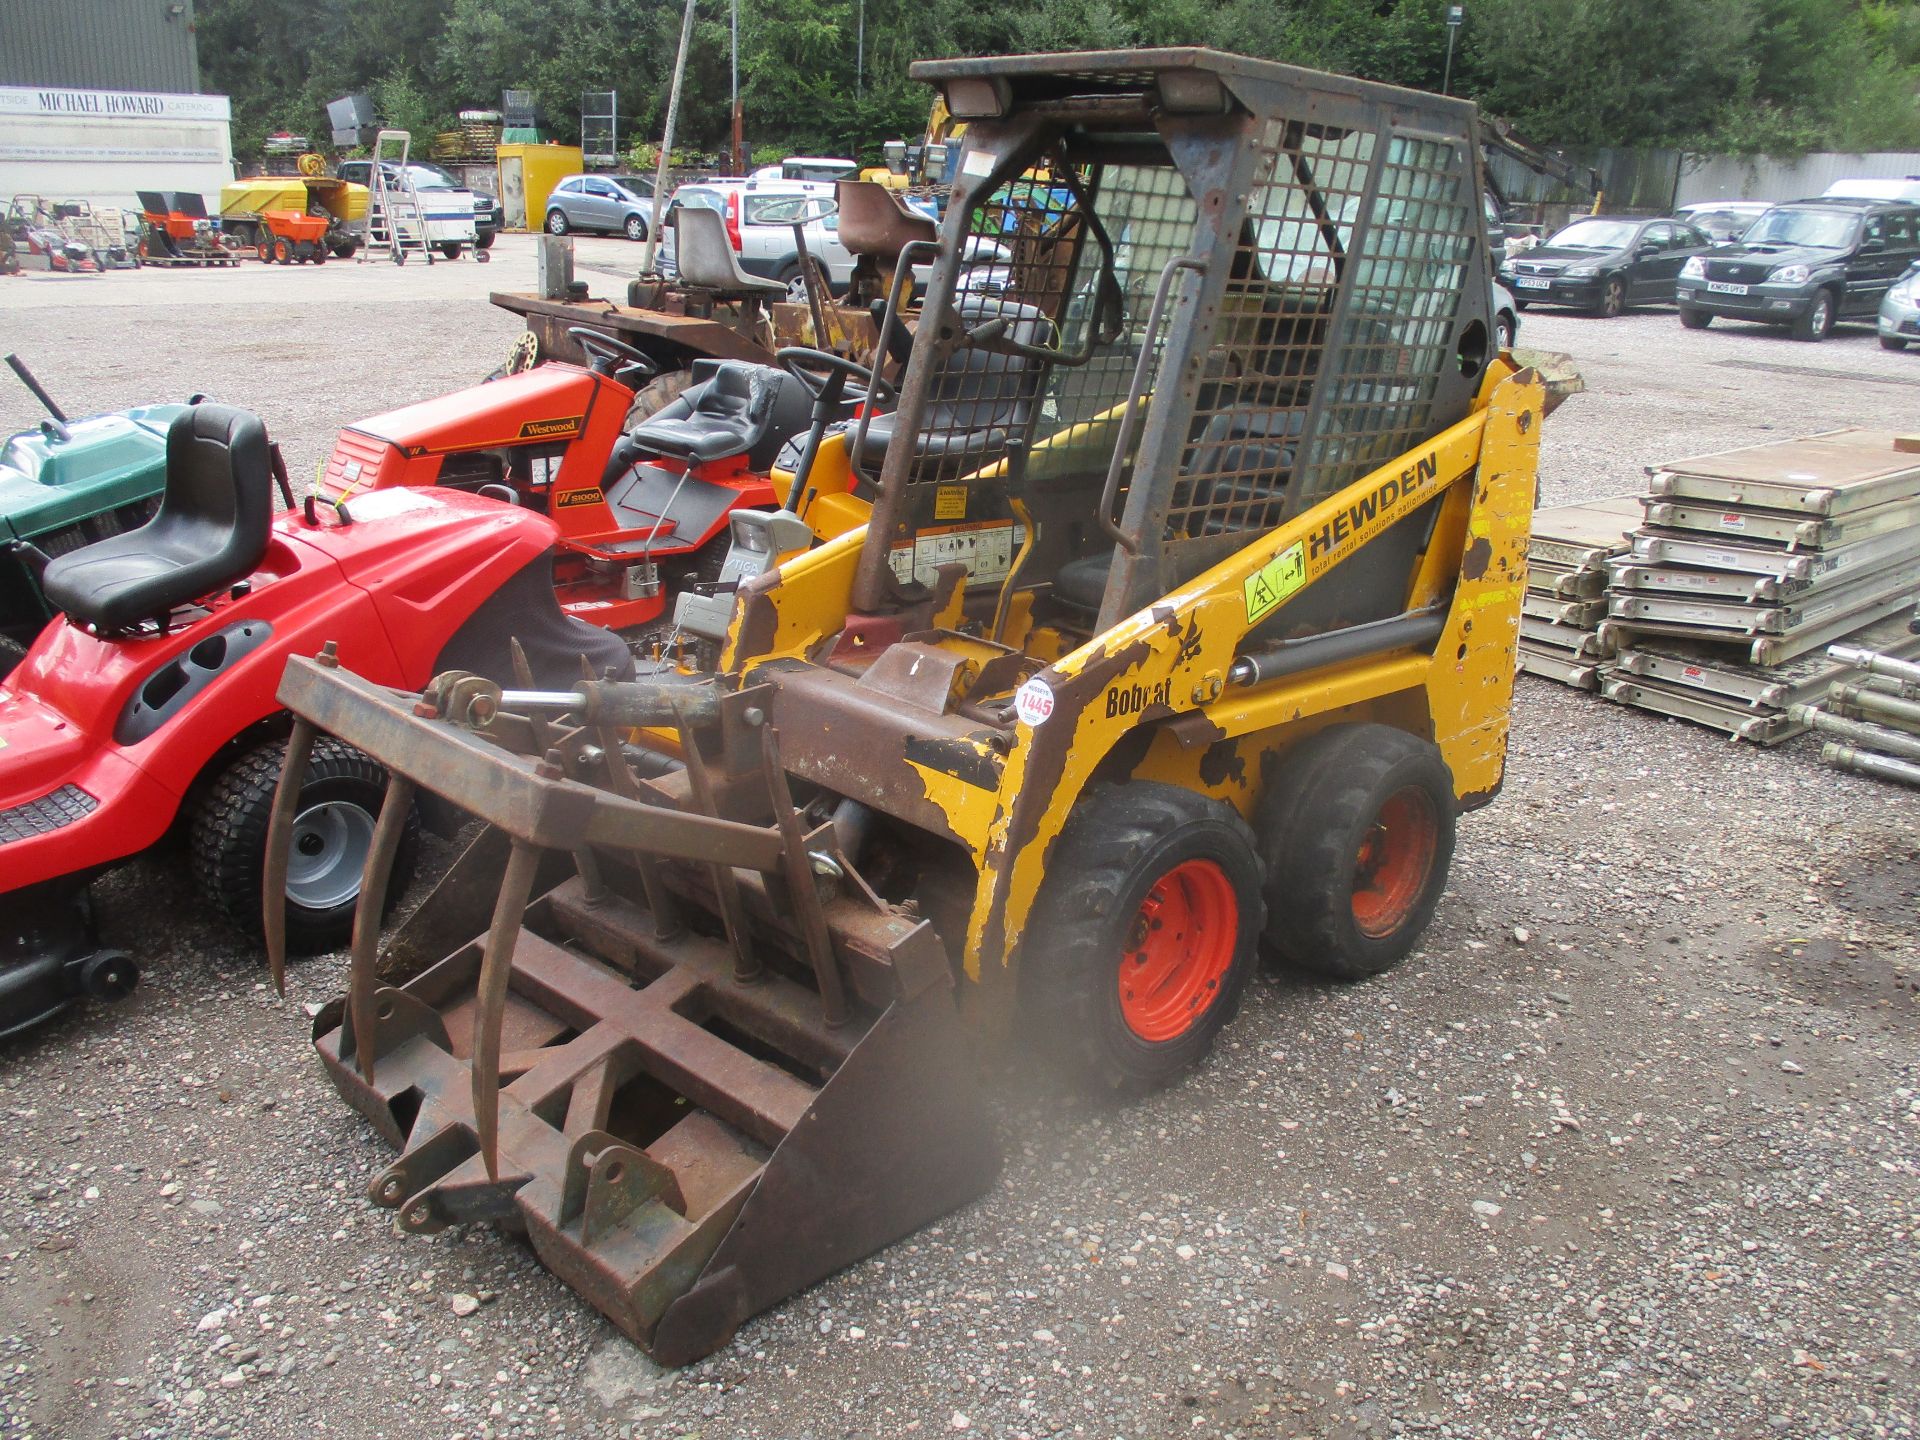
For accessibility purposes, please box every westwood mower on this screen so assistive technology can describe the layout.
[279,48,1548,1362]
[0,404,630,1039]
[318,325,891,634]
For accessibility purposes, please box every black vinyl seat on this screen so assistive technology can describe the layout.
[624,362,810,469]
[1049,403,1304,614]
[857,298,1054,474]
[42,404,275,631]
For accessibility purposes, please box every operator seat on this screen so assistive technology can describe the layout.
[1050,402,1306,613]
[856,298,1055,475]
[620,362,810,469]
[674,207,786,301]
[42,404,275,632]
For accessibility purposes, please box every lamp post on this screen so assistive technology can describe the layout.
[1443,5,1465,95]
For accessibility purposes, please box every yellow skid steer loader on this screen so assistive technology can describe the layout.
[269,47,1544,1365]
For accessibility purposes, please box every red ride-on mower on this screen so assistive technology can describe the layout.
[0,404,631,1039]
[318,327,889,632]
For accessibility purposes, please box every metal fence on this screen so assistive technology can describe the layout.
[1489,144,1920,220]
[1676,151,1920,205]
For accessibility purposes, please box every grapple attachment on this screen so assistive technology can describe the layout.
[271,655,998,1365]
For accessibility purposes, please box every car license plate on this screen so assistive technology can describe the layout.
[1515,277,1551,290]
[1707,281,1749,295]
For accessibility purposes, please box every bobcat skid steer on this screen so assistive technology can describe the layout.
[270,47,1545,1364]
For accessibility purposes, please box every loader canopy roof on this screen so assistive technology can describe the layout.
[853,47,1493,626]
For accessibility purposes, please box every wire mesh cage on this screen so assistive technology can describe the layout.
[858,50,1491,619]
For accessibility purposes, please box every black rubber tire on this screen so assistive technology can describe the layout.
[330,239,358,259]
[272,237,294,265]
[1024,781,1263,1095]
[1594,275,1626,318]
[0,632,27,680]
[1257,724,1457,982]
[475,231,496,250]
[623,368,695,427]
[190,737,418,954]
[1679,306,1712,329]
[439,242,462,261]
[545,209,569,236]
[778,262,809,304]
[624,214,648,242]
[1881,334,1907,351]
[1793,290,1836,342]
[1513,297,1531,311]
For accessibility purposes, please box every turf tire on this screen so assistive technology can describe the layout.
[190,737,418,954]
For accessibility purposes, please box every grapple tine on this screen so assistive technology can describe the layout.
[471,838,543,1181]
[262,717,318,996]
[347,774,417,1082]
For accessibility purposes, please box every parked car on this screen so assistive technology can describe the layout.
[1877,261,1920,350]
[337,159,498,250]
[1675,198,1920,341]
[1492,279,1521,349]
[1671,200,1772,245]
[544,173,656,241]
[1498,215,1713,316]
[657,183,854,299]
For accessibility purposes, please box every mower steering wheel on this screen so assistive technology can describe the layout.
[776,347,894,408]
[568,327,660,381]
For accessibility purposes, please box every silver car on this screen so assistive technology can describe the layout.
[1878,261,1920,351]
[545,174,657,241]
[658,182,855,298]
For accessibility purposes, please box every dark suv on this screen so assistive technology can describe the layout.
[1675,198,1920,341]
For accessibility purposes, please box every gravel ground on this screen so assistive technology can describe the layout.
[3,238,1918,1440]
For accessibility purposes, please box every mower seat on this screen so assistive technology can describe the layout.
[674,207,786,300]
[856,299,1054,473]
[625,362,809,468]
[836,181,937,261]
[42,404,274,631]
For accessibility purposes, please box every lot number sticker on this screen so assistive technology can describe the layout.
[1014,677,1055,728]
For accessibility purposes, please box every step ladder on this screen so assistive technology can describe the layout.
[361,129,435,266]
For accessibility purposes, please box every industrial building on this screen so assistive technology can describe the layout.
[0,0,231,206]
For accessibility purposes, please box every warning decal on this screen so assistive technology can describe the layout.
[1243,541,1306,624]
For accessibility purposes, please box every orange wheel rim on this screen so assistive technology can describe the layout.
[1117,859,1238,1043]
[1351,787,1437,938]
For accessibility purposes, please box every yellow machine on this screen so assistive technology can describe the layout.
[272,48,1542,1366]
[218,169,368,258]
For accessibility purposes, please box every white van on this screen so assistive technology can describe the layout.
[1822,177,1920,204]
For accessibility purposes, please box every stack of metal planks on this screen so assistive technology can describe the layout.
[1789,636,1920,786]
[1596,430,1920,741]
[1518,496,1640,689]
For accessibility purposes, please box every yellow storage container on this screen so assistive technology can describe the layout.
[496,143,584,232]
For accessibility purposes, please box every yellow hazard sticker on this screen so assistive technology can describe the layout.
[1243,541,1305,623]
[934,485,967,520]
